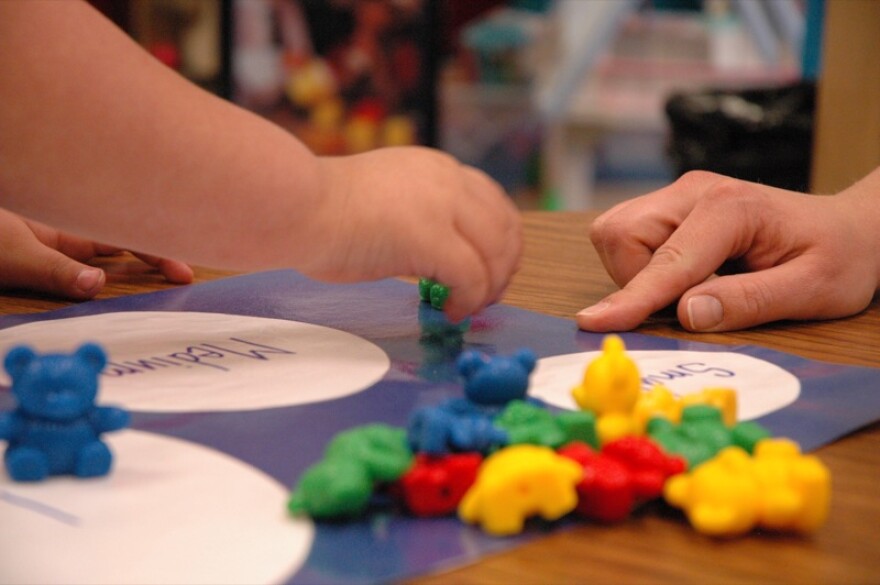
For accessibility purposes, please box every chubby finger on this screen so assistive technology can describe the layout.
[130,252,195,284]
[428,236,495,322]
[24,219,111,261]
[0,242,106,300]
[458,165,522,304]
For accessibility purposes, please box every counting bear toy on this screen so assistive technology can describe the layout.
[406,348,537,454]
[418,278,451,310]
[288,289,834,540]
[558,437,687,523]
[664,438,831,537]
[458,444,583,536]
[288,424,413,519]
[395,452,483,517]
[0,343,129,482]
[571,334,642,444]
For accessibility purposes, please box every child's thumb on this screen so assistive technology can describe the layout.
[1,246,105,300]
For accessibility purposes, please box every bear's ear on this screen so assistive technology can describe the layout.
[456,350,485,379]
[4,345,37,379]
[75,343,108,373]
[514,348,537,374]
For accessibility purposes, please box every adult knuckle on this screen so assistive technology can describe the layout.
[650,244,687,268]
[676,170,722,190]
[700,177,767,212]
[737,278,776,319]
[589,212,629,248]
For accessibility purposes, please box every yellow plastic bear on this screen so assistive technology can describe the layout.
[571,335,641,444]
[682,387,738,427]
[664,438,831,537]
[458,445,583,536]
[633,385,739,432]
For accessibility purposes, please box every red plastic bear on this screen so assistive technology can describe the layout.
[395,452,483,517]
[558,437,686,523]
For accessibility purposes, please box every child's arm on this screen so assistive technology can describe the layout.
[579,167,880,332]
[0,1,520,320]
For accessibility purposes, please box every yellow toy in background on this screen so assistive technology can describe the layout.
[571,335,641,444]
[458,445,583,536]
[381,115,416,147]
[631,384,680,433]
[344,115,379,154]
[285,58,337,109]
[664,438,831,537]
[633,385,739,432]
[682,387,738,427]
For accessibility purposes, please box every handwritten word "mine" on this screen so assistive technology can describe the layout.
[102,337,296,376]
[641,362,735,389]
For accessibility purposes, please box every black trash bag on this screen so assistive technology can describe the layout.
[664,81,815,192]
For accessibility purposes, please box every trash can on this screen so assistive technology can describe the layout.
[664,81,815,192]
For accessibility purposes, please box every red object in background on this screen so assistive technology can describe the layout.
[350,98,387,123]
[148,41,182,70]
[391,40,422,92]
[441,0,507,54]
[559,438,687,523]
[394,452,483,517]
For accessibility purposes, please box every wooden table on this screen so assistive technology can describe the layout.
[2,211,879,583]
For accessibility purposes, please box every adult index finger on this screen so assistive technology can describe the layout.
[578,183,758,331]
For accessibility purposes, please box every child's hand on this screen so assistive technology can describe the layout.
[578,170,880,332]
[0,208,193,300]
[306,147,522,321]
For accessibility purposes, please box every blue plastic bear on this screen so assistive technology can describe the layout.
[457,348,537,406]
[0,343,130,482]
[407,348,538,455]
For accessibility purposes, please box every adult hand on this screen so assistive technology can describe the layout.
[577,170,880,332]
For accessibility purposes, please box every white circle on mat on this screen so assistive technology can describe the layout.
[0,311,389,412]
[530,350,801,421]
[0,430,312,585]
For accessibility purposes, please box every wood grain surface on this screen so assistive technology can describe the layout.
[1,211,878,584]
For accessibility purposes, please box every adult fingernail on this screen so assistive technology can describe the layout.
[76,268,103,294]
[687,295,723,331]
[577,299,610,318]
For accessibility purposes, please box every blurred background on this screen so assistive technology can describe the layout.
[90,0,838,211]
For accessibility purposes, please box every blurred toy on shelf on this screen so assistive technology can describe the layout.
[127,0,225,92]
[232,0,434,156]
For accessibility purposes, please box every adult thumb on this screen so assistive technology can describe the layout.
[678,266,813,332]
